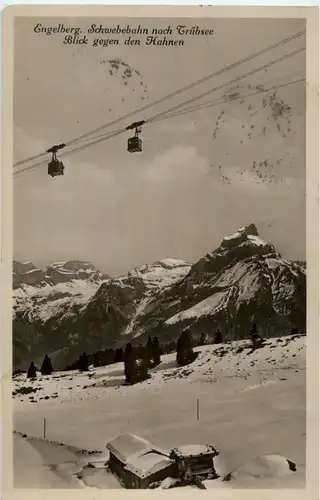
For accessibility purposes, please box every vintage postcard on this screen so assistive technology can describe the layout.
[1,5,319,500]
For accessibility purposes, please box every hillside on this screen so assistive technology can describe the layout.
[129,224,306,345]
[13,224,306,371]
[13,334,306,489]
[13,258,192,370]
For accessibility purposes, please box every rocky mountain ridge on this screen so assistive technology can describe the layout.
[128,224,306,345]
[13,258,192,369]
[13,225,306,371]
[13,260,109,289]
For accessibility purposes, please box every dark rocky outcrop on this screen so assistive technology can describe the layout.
[12,226,306,371]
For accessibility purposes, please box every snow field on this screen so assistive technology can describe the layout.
[13,334,306,488]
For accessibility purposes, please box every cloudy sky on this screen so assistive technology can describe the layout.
[13,16,306,275]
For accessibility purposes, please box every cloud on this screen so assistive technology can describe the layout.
[13,18,306,273]
[142,145,208,184]
[13,127,48,164]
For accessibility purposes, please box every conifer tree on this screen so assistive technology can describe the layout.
[146,336,154,366]
[136,356,149,382]
[153,337,161,365]
[93,352,100,367]
[78,352,89,372]
[200,332,207,346]
[114,348,123,363]
[40,354,53,375]
[250,323,262,350]
[124,343,137,384]
[176,330,195,366]
[27,361,37,379]
[214,329,223,344]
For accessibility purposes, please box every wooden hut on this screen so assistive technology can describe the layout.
[106,433,175,489]
[169,444,219,478]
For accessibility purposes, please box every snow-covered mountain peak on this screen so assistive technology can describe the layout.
[126,258,191,289]
[13,227,306,372]
[13,259,109,291]
[48,260,96,272]
[190,225,277,280]
[220,224,269,250]
[156,258,192,269]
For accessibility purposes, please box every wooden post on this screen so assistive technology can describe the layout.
[44,418,46,439]
[197,398,200,420]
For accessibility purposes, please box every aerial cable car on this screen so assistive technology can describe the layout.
[46,143,66,177]
[126,120,145,153]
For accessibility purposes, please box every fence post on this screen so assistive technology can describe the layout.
[44,418,46,439]
[197,398,200,420]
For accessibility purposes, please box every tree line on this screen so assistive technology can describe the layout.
[25,328,223,381]
[24,325,301,382]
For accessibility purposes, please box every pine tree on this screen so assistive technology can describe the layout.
[78,352,89,372]
[250,323,262,350]
[153,337,161,366]
[176,330,195,366]
[93,352,101,368]
[146,336,154,366]
[124,343,137,384]
[27,361,37,379]
[136,357,149,382]
[251,323,258,337]
[114,348,123,363]
[40,354,53,375]
[214,329,223,344]
[200,333,207,346]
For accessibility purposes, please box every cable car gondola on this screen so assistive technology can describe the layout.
[126,120,145,153]
[46,143,66,177]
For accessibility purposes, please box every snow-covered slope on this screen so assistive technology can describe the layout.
[13,225,305,371]
[13,260,108,290]
[13,334,305,405]
[13,334,306,489]
[125,259,192,290]
[128,224,306,344]
[12,258,191,370]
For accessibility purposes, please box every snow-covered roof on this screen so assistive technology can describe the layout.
[172,444,218,458]
[106,434,156,464]
[106,433,172,479]
[124,451,174,479]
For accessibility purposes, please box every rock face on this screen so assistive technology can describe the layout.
[13,260,108,289]
[45,260,108,285]
[12,258,191,370]
[12,226,306,371]
[131,224,306,344]
[13,261,46,288]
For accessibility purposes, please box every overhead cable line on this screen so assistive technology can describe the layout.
[47,47,304,151]
[56,46,305,148]
[14,73,305,178]
[13,30,305,168]
[151,78,305,123]
[13,128,124,177]
[145,47,305,125]
[70,71,305,144]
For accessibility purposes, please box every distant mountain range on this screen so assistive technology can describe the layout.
[13,224,306,371]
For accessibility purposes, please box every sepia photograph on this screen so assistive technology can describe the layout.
[2,6,319,496]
